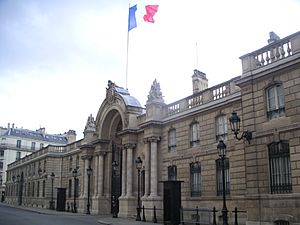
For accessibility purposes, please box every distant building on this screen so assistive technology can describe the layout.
[5,31,300,225]
[0,124,76,197]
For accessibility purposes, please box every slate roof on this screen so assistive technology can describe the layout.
[115,87,142,108]
[2,128,67,144]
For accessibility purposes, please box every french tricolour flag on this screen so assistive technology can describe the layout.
[128,4,159,31]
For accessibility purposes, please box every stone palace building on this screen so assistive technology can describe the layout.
[5,31,300,225]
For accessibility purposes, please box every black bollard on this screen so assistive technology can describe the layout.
[153,206,157,223]
[213,207,217,225]
[196,206,200,225]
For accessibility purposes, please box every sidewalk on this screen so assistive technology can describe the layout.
[0,202,161,225]
[97,217,162,225]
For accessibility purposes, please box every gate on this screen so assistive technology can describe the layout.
[56,188,66,211]
[163,180,182,225]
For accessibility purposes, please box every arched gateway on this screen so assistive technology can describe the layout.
[79,80,144,217]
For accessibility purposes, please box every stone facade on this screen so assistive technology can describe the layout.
[4,31,300,225]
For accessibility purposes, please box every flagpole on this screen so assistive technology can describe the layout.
[196,42,199,70]
[126,27,129,90]
[125,3,131,90]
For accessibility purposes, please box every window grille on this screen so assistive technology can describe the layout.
[216,158,230,196]
[190,162,201,197]
[269,141,292,194]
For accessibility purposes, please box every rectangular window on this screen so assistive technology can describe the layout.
[216,158,230,196]
[68,179,72,197]
[16,140,21,148]
[43,159,46,172]
[40,143,44,149]
[42,180,45,197]
[37,181,40,197]
[168,129,176,151]
[216,115,228,141]
[76,155,79,169]
[31,142,36,150]
[16,151,21,161]
[75,178,79,197]
[0,150,4,156]
[168,165,177,181]
[190,122,200,147]
[267,84,285,119]
[69,157,73,172]
[32,182,35,197]
[28,182,31,196]
[269,141,292,194]
[190,162,201,197]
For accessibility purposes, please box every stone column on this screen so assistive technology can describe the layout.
[149,137,159,197]
[98,153,104,196]
[93,155,98,197]
[83,157,90,198]
[143,139,150,197]
[121,148,127,197]
[126,144,136,197]
[80,158,86,198]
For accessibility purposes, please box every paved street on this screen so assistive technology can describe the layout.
[0,203,161,225]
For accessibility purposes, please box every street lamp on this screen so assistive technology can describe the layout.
[112,160,119,218]
[86,166,92,214]
[135,157,143,221]
[229,112,252,144]
[49,172,55,210]
[217,140,228,225]
[72,168,78,213]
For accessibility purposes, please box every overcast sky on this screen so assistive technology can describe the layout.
[0,0,299,139]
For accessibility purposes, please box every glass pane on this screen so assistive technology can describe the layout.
[268,87,276,110]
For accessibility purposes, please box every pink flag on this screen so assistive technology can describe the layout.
[143,5,159,23]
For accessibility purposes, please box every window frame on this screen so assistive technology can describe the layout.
[190,121,200,147]
[190,162,201,197]
[268,141,292,194]
[168,128,177,152]
[216,158,230,196]
[216,114,228,142]
[266,83,285,120]
[168,165,177,181]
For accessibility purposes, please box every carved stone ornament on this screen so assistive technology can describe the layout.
[147,79,164,103]
[84,114,96,133]
[106,80,116,104]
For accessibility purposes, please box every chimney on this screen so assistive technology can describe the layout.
[12,123,15,129]
[66,130,76,144]
[192,69,208,94]
[36,128,46,136]
[8,123,10,129]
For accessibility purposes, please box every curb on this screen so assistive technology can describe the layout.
[97,220,112,225]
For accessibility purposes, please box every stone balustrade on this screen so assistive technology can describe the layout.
[7,140,82,169]
[166,77,240,116]
[240,31,300,73]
